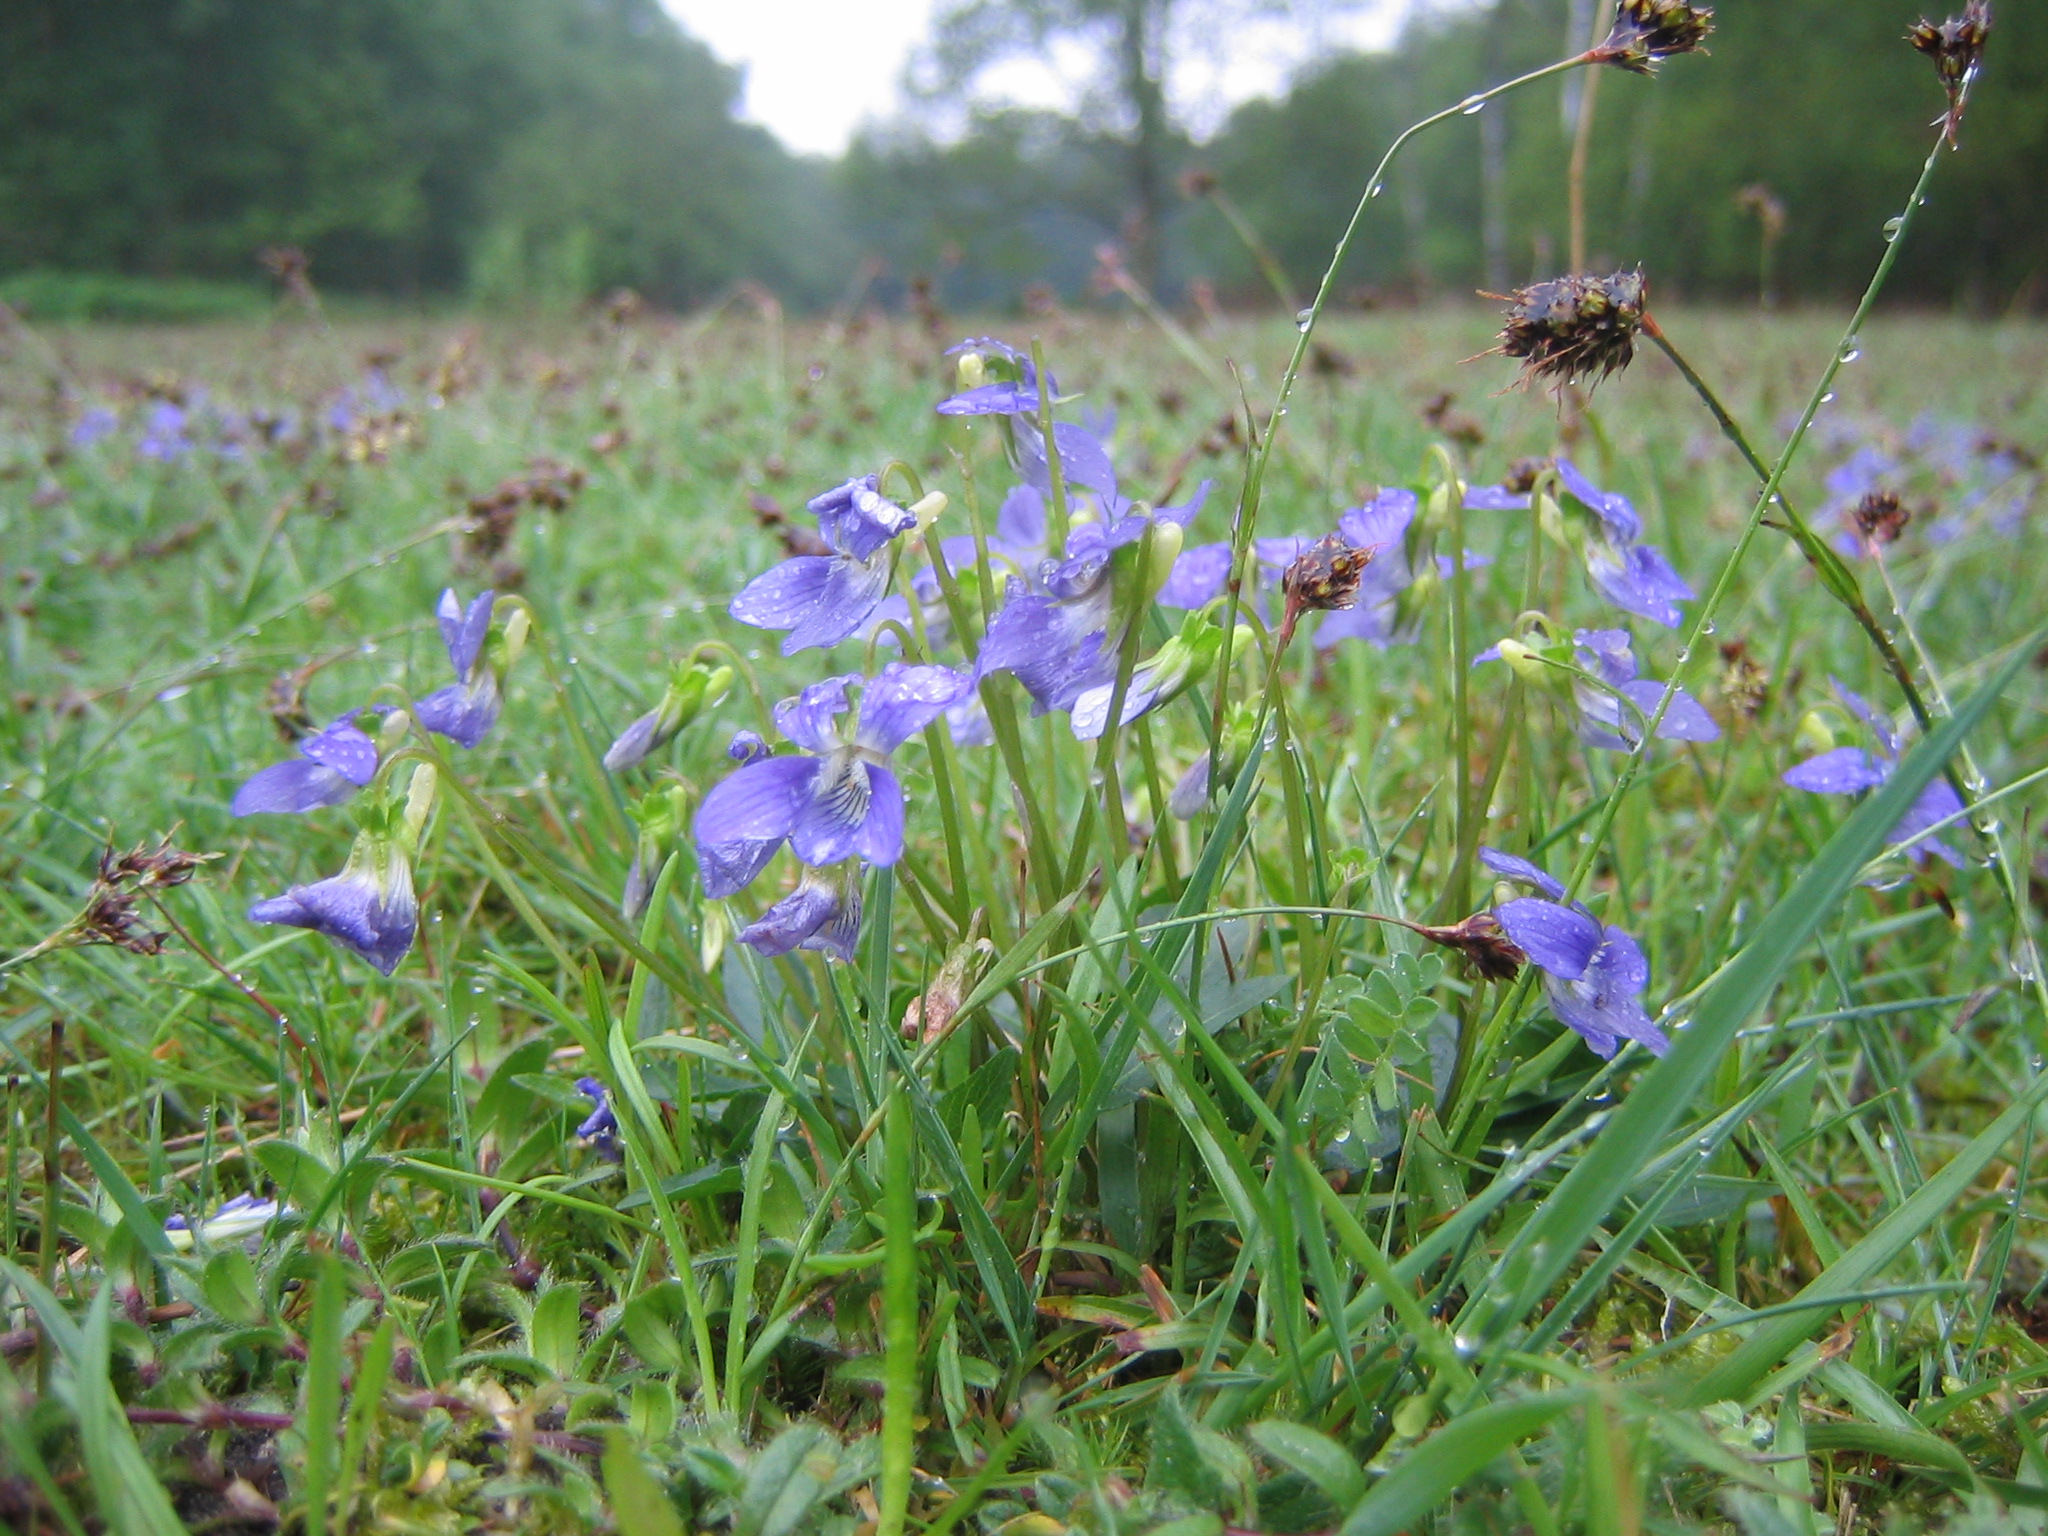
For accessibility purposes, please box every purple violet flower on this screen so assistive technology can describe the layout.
[1556,460,1695,628]
[1569,628,1720,751]
[70,406,119,448]
[231,712,380,815]
[936,338,1046,417]
[248,834,418,976]
[164,1192,286,1250]
[1317,489,1423,649]
[414,588,502,748]
[1480,847,1668,1058]
[740,865,862,963]
[574,1077,623,1162]
[1019,419,1119,500]
[1464,483,1532,512]
[730,475,918,655]
[692,664,973,897]
[977,498,1193,715]
[138,400,194,462]
[1782,681,1963,866]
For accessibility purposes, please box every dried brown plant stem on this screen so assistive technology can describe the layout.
[147,896,330,1100]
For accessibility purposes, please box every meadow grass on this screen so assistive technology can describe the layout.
[1,297,2046,1535]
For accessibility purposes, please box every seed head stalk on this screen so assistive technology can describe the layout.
[1453,100,1977,1133]
[1640,319,1942,739]
[1214,51,1595,771]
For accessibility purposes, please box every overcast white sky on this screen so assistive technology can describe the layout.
[662,1,1411,157]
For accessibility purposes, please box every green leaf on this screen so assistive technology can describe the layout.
[1247,1420,1367,1510]
[732,1423,844,1536]
[1147,1386,1252,1513]
[1801,1421,1975,1478]
[201,1248,265,1328]
[300,1252,345,1536]
[603,1430,687,1536]
[529,1283,584,1379]
[620,1281,691,1375]
[878,1091,918,1536]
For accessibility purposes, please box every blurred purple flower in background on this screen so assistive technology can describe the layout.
[1782,680,1964,866]
[1569,628,1720,751]
[1555,460,1695,628]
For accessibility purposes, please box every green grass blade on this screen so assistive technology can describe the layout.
[877,1089,917,1536]
[299,1250,345,1536]
[1683,1076,2048,1405]
[1340,1393,1580,1536]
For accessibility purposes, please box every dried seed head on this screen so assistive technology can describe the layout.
[1735,184,1787,242]
[1910,1,1991,140]
[1497,269,1647,390]
[1717,639,1770,722]
[1283,534,1374,615]
[1595,0,1714,72]
[1851,491,1912,548]
[1414,914,1527,983]
[99,837,212,892]
[79,889,168,955]
[1504,456,1550,495]
[1421,391,1485,448]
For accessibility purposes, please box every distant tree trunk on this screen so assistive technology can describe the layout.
[1119,0,1172,290]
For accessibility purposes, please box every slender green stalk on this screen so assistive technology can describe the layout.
[1211,51,1591,781]
[1554,123,1960,913]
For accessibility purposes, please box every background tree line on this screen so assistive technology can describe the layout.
[3,0,2042,316]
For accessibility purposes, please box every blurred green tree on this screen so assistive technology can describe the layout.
[0,0,848,307]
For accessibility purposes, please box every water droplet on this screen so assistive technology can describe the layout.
[1841,342,1863,363]
[1459,95,1486,115]
[1453,1334,1480,1360]
[1294,308,1314,332]
[1366,179,1384,199]
[1819,391,1837,405]
[1700,620,1716,635]
[1883,216,1904,242]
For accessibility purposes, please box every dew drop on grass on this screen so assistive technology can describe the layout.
[1294,308,1314,332]
[1366,179,1384,198]
[1819,392,1836,405]
[1841,342,1863,363]
[1883,217,1904,242]
[1459,95,1486,115]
